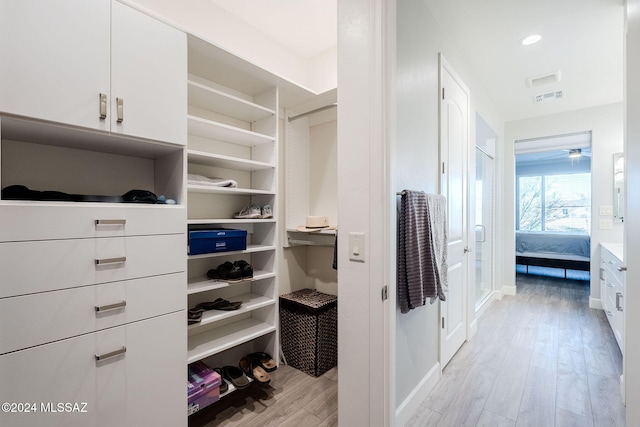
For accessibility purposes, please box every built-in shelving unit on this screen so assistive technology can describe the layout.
[185,34,280,410]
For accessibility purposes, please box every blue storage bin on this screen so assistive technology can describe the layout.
[188,228,247,255]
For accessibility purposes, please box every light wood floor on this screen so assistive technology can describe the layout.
[189,365,338,427]
[190,273,624,427]
[408,273,625,427]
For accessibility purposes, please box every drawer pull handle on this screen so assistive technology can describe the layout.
[95,346,126,362]
[95,256,126,265]
[599,267,605,280]
[617,266,627,272]
[606,310,613,317]
[616,292,624,311]
[95,301,126,313]
[607,282,613,288]
[116,97,124,123]
[95,219,126,226]
[99,93,107,119]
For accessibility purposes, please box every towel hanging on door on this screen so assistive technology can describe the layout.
[397,190,448,313]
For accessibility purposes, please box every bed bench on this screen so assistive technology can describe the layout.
[515,231,591,277]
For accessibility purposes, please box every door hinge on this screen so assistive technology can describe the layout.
[382,285,388,301]
[442,317,445,329]
[442,87,445,100]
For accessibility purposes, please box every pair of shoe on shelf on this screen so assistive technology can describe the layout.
[207,260,253,283]
[187,297,242,325]
[233,204,273,219]
[218,352,277,389]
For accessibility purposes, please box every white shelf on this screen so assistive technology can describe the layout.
[187,270,276,295]
[187,318,276,363]
[188,80,275,122]
[188,293,275,330]
[187,218,276,225]
[187,184,274,196]
[187,244,276,260]
[188,115,274,146]
[187,149,274,171]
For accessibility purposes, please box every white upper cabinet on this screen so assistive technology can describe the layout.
[111,1,186,145]
[0,0,186,145]
[0,0,111,132]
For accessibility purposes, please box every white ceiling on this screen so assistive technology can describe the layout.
[208,0,337,59]
[209,0,624,122]
[425,0,625,122]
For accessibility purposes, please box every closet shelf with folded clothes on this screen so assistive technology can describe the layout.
[188,150,274,171]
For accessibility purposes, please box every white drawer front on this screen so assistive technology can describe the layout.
[0,203,185,242]
[0,273,185,355]
[0,312,186,427]
[0,234,186,298]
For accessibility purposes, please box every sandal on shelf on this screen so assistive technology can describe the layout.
[248,352,277,372]
[239,356,271,385]
[221,365,250,389]
[187,308,204,325]
[195,298,242,311]
[213,368,229,394]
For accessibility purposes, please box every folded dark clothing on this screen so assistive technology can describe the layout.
[2,185,157,204]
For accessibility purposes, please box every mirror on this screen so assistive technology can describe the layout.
[614,152,624,222]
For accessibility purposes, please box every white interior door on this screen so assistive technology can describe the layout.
[439,55,470,368]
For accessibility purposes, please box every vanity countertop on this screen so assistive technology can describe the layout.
[601,242,623,263]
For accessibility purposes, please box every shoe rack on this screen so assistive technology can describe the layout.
[185,35,280,393]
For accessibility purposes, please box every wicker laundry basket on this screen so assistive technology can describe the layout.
[279,289,337,377]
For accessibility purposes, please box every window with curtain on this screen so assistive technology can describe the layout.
[515,132,592,234]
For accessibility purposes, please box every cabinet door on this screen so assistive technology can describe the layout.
[110,1,187,145]
[0,0,110,131]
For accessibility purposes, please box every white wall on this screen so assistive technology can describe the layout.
[128,0,336,93]
[502,103,624,302]
[395,0,505,421]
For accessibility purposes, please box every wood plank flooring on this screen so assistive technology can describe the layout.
[189,365,338,427]
[190,273,624,427]
[408,273,625,427]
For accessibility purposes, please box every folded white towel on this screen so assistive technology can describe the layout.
[187,174,238,188]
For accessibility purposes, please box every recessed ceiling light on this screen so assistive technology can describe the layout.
[521,34,542,46]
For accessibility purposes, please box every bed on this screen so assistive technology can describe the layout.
[515,231,591,277]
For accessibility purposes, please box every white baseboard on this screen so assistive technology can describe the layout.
[502,285,517,296]
[395,362,441,426]
[589,297,603,310]
[469,318,478,340]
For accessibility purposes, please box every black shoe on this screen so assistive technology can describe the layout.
[234,260,253,280]
[207,261,242,283]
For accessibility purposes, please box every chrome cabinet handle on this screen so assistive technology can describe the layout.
[617,266,627,272]
[95,301,126,313]
[616,292,623,311]
[99,93,107,119]
[95,219,126,226]
[606,310,613,317]
[599,267,605,281]
[95,256,126,265]
[116,97,124,123]
[607,282,613,288]
[464,247,472,253]
[95,346,126,362]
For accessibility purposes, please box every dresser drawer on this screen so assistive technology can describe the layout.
[0,311,186,427]
[0,202,185,242]
[0,234,186,298]
[0,272,185,355]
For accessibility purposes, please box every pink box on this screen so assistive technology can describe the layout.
[188,361,221,414]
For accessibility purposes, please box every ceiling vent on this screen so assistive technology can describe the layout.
[534,90,564,103]
[527,70,561,88]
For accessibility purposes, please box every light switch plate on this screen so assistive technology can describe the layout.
[349,232,365,262]
[600,205,613,216]
[599,218,613,230]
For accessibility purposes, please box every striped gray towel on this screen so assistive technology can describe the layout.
[398,190,447,314]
